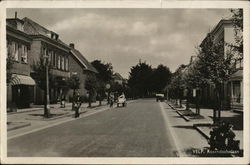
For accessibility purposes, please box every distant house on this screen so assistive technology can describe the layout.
[112,72,124,85]
[68,43,98,99]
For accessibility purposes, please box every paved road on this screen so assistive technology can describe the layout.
[8,99,178,157]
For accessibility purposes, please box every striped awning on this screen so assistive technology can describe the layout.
[10,74,36,86]
[229,70,243,81]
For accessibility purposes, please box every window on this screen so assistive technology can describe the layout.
[61,56,65,70]
[58,55,61,69]
[53,52,56,67]
[50,50,53,65]
[65,57,69,71]
[12,41,18,61]
[21,45,28,63]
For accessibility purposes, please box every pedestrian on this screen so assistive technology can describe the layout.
[74,93,82,118]
[110,95,114,108]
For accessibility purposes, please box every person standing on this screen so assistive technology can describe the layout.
[74,93,81,118]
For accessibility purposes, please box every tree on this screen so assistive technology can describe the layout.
[150,64,172,93]
[32,57,53,117]
[230,9,243,58]
[183,55,208,114]
[199,33,234,122]
[6,52,15,84]
[85,74,97,107]
[91,60,113,105]
[128,61,153,98]
[168,64,186,107]
[67,74,80,96]
[67,73,80,109]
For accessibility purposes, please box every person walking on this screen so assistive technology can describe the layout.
[74,93,82,118]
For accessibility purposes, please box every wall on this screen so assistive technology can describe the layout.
[68,54,88,99]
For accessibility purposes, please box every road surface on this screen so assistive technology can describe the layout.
[8,99,179,157]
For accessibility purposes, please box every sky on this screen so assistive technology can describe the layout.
[7,8,232,79]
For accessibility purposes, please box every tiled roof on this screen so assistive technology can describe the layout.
[21,17,70,48]
[70,49,98,74]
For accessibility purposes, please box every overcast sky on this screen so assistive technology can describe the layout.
[7,8,231,78]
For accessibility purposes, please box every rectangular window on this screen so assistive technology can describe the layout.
[53,52,56,67]
[65,57,69,71]
[12,41,19,61]
[58,55,61,69]
[61,56,65,70]
[21,45,28,63]
[50,50,53,65]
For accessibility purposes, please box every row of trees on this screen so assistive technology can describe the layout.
[167,9,243,122]
[128,60,172,98]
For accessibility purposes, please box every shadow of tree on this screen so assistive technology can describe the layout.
[172,125,194,130]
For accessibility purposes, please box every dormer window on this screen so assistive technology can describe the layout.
[50,32,59,40]
[17,22,24,31]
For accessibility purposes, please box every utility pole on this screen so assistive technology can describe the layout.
[44,55,50,117]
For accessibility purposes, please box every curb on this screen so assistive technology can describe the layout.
[7,108,43,115]
[8,122,31,131]
[167,102,190,122]
[193,124,211,140]
[176,110,190,121]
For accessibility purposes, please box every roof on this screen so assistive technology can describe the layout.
[201,19,233,46]
[7,17,70,49]
[113,72,123,80]
[70,49,98,74]
[230,69,243,81]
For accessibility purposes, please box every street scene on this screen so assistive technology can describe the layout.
[5,8,243,158]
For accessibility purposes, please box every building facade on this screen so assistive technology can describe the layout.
[7,14,97,109]
[185,19,243,110]
[68,43,98,101]
[7,18,35,109]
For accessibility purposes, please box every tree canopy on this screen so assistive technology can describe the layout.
[128,61,172,97]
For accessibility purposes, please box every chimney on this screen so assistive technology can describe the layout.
[69,43,75,49]
[15,11,17,19]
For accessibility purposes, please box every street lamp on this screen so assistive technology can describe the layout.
[43,55,50,117]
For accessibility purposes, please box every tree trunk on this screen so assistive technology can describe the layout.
[88,92,92,107]
[44,65,50,118]
[72,89,76,111]
[186,89,190,110]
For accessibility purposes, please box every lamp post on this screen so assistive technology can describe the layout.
[43,55,50,117]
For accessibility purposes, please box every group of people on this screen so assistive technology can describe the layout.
[208,121,240,151]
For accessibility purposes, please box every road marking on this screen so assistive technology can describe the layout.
[159,102,186,157]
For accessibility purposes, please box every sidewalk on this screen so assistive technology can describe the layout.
[7,101,109,137]
[166,100,243,152]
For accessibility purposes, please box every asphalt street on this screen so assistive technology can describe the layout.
[8,99,179,157]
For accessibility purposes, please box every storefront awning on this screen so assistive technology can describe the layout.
[229,70,243,81]
[10,74,36,86]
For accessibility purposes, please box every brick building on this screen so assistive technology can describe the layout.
[68,43,98,100]
[7,14,97,109]
[6,17,34,108]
